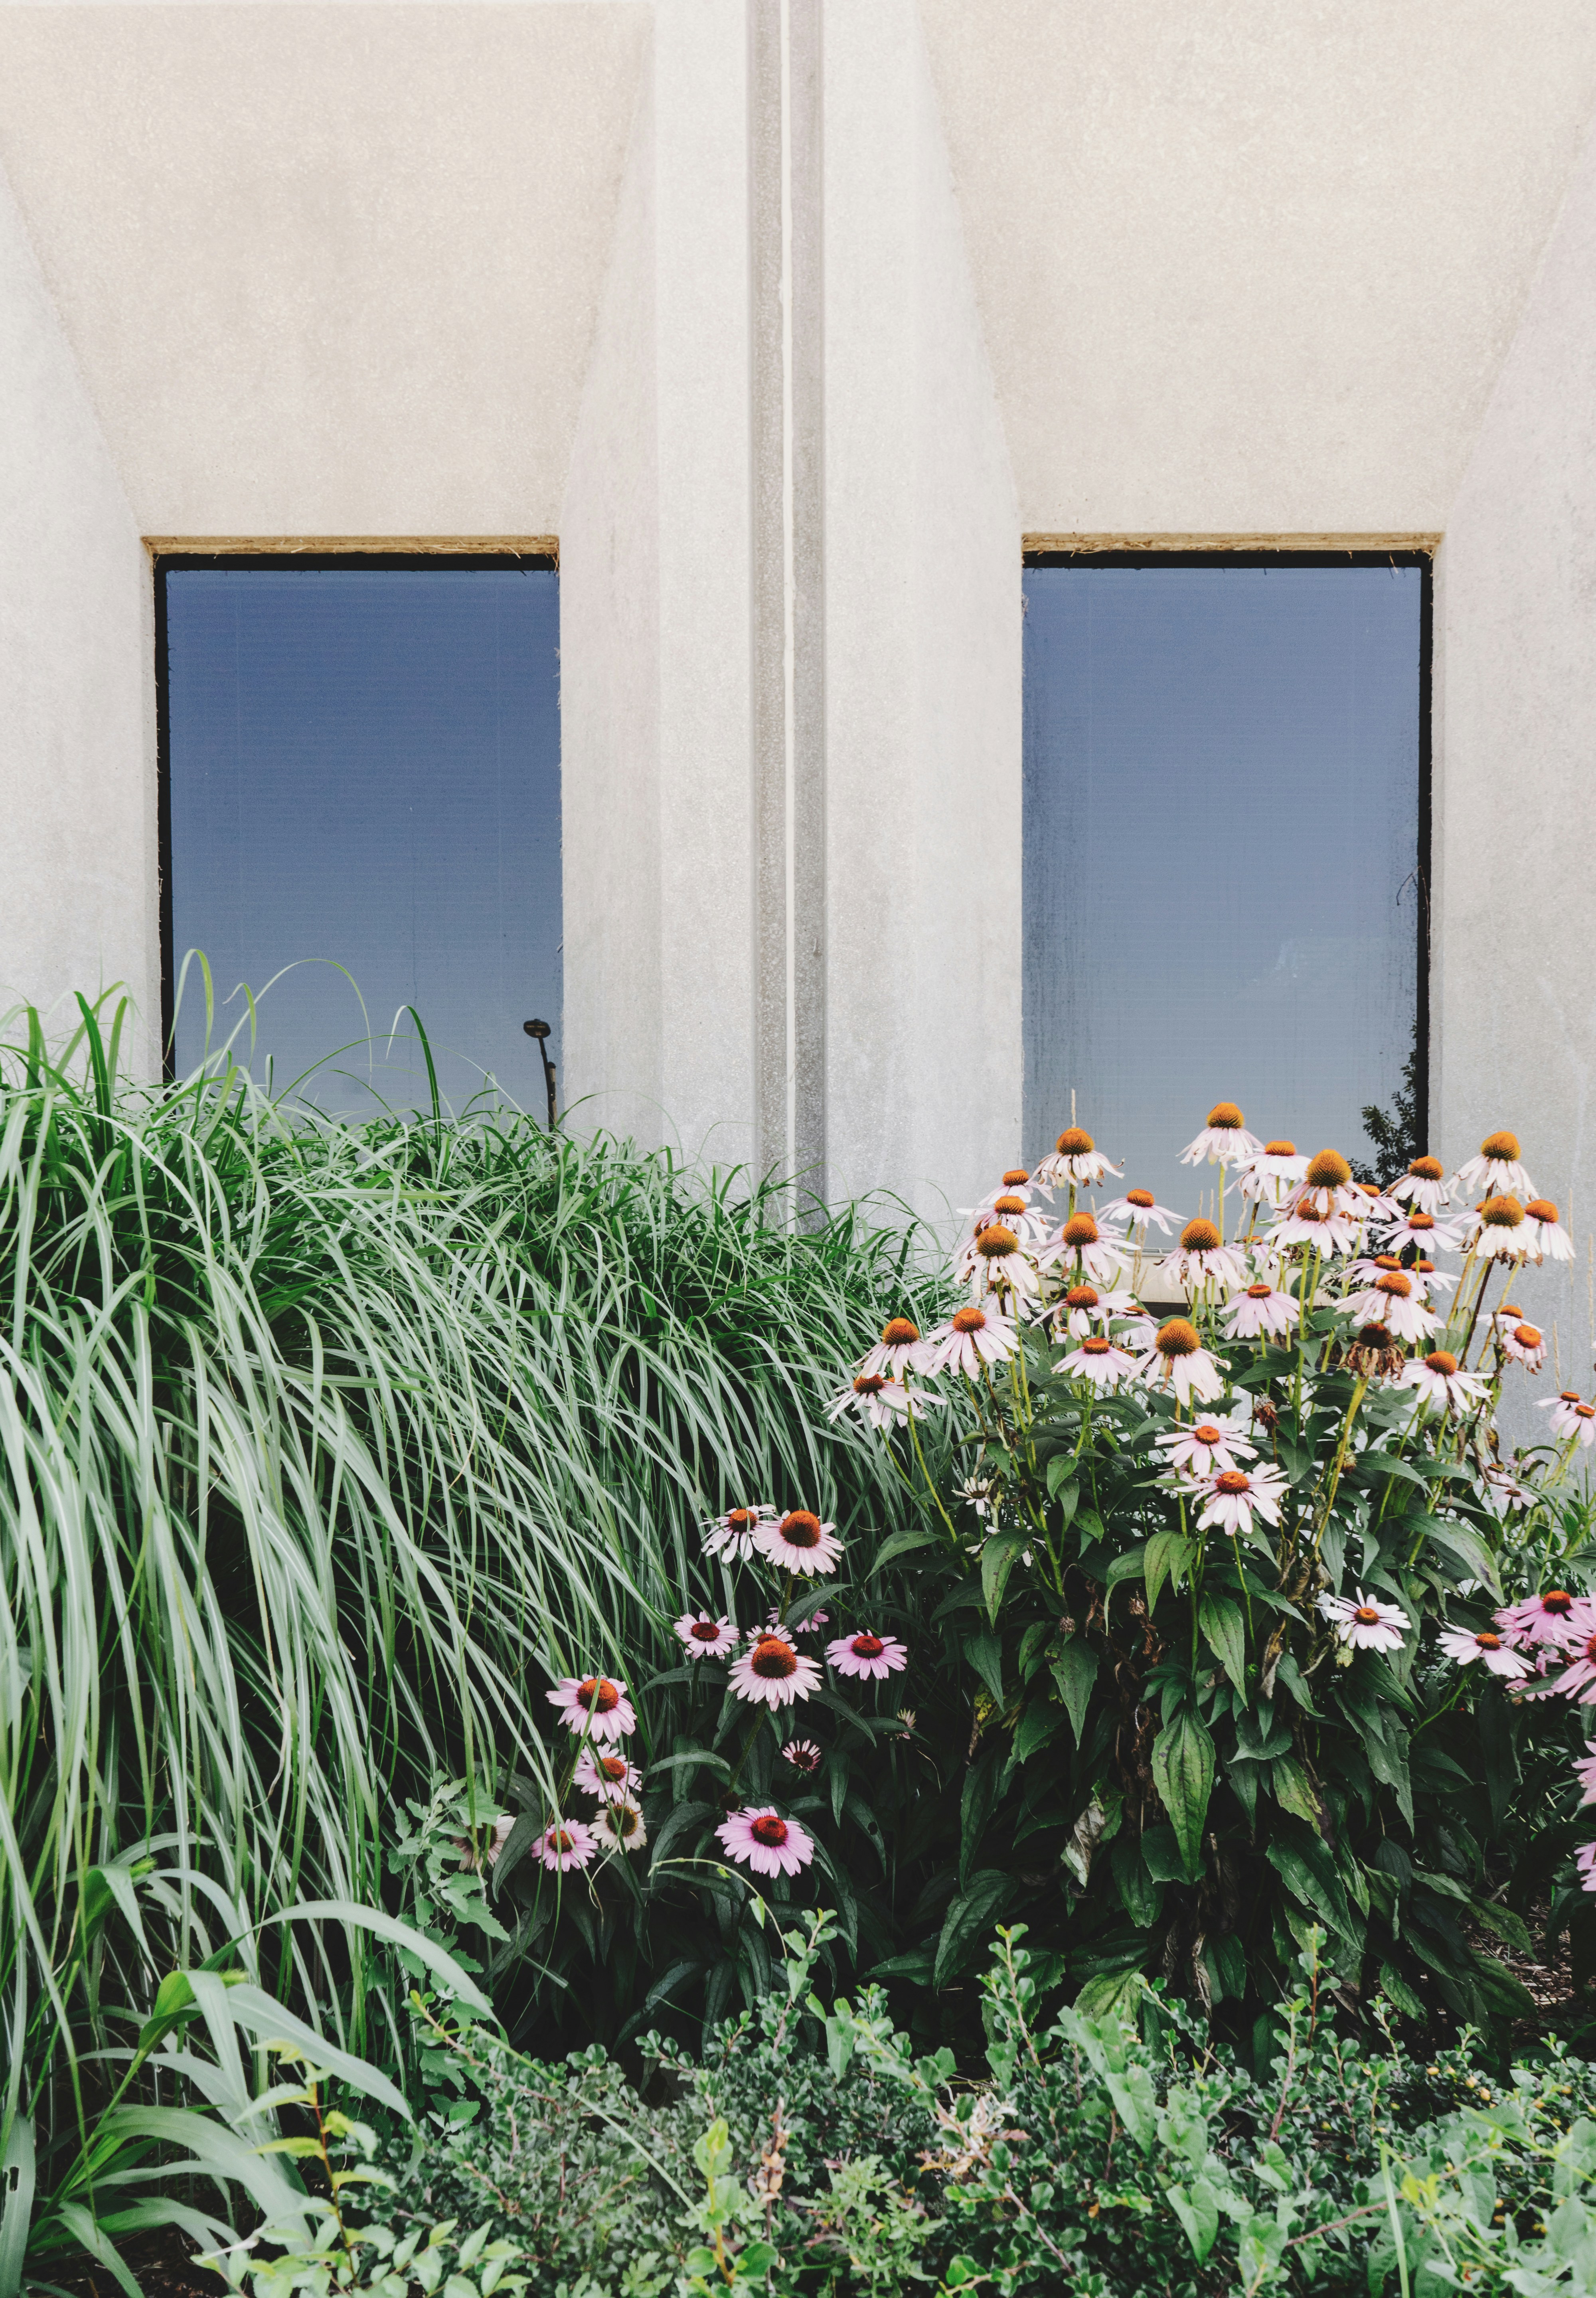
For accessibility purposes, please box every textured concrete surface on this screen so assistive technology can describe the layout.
[920,0,1596,535]
[0,156,156,1057]
[1434,101,1596,1427]
[0,3,648,535]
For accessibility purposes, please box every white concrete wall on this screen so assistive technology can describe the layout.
[560,4,758,1166]
[1433,109,1596,1410]
[0,156,155,1059]
[823,0,1021,1216]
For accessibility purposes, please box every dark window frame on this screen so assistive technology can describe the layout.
[153,549,559,1080]
[1019,544,1434,1158]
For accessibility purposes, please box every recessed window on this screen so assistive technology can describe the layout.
[159,557,561,1117]
[1023,553,1426,1201]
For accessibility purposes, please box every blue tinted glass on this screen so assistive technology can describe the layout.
[166,567,560,1118]
[1023,564,1420,1209]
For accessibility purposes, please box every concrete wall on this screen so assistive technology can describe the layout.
[0,156,155,1056]
[822,0,1021,1216]
[1433,108,1596,1408]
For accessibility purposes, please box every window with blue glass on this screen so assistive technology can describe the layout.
[1022,554,1426,1206]
[159,558,561,1119]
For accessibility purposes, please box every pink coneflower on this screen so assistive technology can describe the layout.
[1410,1255,1457,1296]
[674,1612,739,1660]
[1053,1280,1103,1338]
[1223,1280,1300,1342]
[1578,1841,1596,1895]
[1268,1195,1359,1257]
[1237,1140,1307,1208]
[728,1631,822,1707]
[1495,1590,1594,1649]
[1180,1102,1263,1167]
[1551,1629,1596,1704]
[1523,1198,1576,1263]
[1163,1217,1249,1295]
[1057,1334,1138,1390]
[1537,1392,1596,1447]
[758,1605,827,1637]
[1573,1751,1596,1805]
[826,1629,909,1680]
[924,1301,1020,1379]
[546,1676,636,1743]
[1109,1299,1158,1349]
[756,1509,844,1577]
[1158,1413,1256,1478]
[703,1505,778,1563]
[1033,1125,1121,1191]
[457,1814,517,1873]
[1437,1626,1531,1679]
[1135,1318,1226,1406]
[826,1373,916,1430]
[1098,1188,1181,1236]
[1482,1462,1536,1516]
[1464,1194,1531,1261]
[858,1317,934,1378]
[715,1805,815,1878]
[961,1192,1053,1247]
[1318,1589,1410,1652]
[1340,1271,1436,1346]
[1035,1210,1126,1288]
[1400,1350,1486,1415]
[1297,1149,1361,1219]
[781,1737,824,1773]
[957,1222,1040,1297]
[1390,1154,1452,1216]
[592,1797,648,1855]
[533,1818,598,1873]
[1451,1131,1535,1205]
[1377,1206,1462,1255]
[1501,1322,1547,1371]
[1195,1462,1288,1539]
[574,1749,643,1802]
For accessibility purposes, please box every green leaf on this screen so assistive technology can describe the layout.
[962,1626,1005,1707]
[1145,1530,1195,1612]
[1046,1454,1078,1503]
[1104,1543,1148,1589]
[871,1526,943,1574]
[1151,1708,1215,1880]
[960,1749,1001,1889]
[1014,1699,1062,1763]
[1073,1967,1145,2021]
[1412,1518,1503,1597]
[982,1531,1029,1624]
[1051,1636,1098,1747]
[1378,1962,1426,2022]
[1166,2177,1221,2263]
[933,1870,1010,1989]
[1265,1830,1358,1947]
[1268,1754,1322,1832]
[1199,1595,1246,1692]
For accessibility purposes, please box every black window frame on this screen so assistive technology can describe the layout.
[1019,543,1434,1158]
[153,548,559,1082]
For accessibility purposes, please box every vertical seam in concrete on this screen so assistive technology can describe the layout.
[749,0,785,1181]
[789,0,826,1210]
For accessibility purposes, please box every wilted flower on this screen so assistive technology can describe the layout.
[1318,1589,1410,1652]
[1195,1461,1288,1539]
[1180,1101,1263,1167]
[703,1504,778,1563]
[1223,1280,1300,1342]
[826,1629,909,1680]
[546,1676,636,1743]
[1451,1130,1535,1204]
[1400,1350,1486,1415]
[1056,1334,1138,1389]
[1136,1317,1226,1405]
[715,1806,815,1878]
[533,1818,598,1873]
[756,1509,844,1577]
[1343,1320,1408,1380]
[674,1612,739,1660]
[1523,1198,1575,1263]
[728,1631,822,1707]
[1098,1187,1181,1235]
[924,1301,1020,1378]
[1436,1626,1531,1680]
[1537,1391,1596,1447]
[1390,1154,1451,1215]
[1163,1216,1249,1294]
[1033,1125,1121,1191]
[1501,1321,1547,1371]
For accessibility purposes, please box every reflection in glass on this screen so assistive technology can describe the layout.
[166,567,561,1118]
[1022,564,1420,1215]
